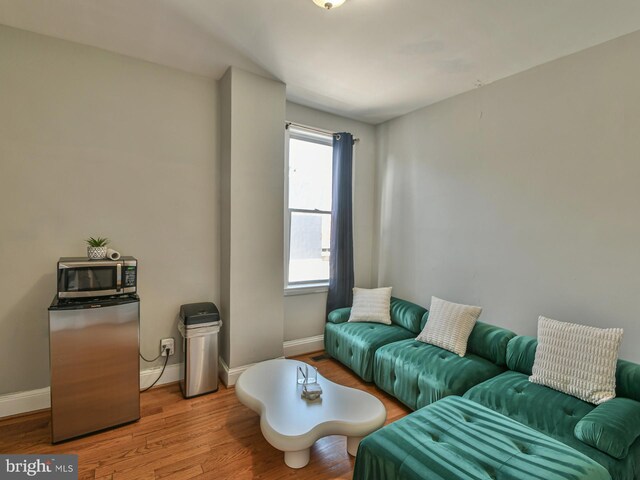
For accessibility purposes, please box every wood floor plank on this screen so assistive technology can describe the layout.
[0,352,410,479]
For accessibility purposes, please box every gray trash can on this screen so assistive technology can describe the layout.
[178,302,222,398]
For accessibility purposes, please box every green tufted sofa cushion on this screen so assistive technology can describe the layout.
[324,321,414,382]
[575,397,640,460]
[373,339,505,410]
[388,297,427,333]
[506,335,640,402]
[615,360,640,403]
[464,371,595,442]
[464,371,640,480]
[505,335,538,374]
[324,297,427,382]
[326,297,427,332]
[353,396,611,480]
[466,321,516,366]
[419,311,516,366]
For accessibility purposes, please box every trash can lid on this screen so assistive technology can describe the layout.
[180,302,220,325]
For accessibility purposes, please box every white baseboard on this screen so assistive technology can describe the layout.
[1,334,325,418]
[139,362,183,390]
[219,334,325,387]
[0,362,184,419]
[218,356,245,387]
[0,388,51,419]
[283,334,324,357]
[218,357,229,386]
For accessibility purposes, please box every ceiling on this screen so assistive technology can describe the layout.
[2,0,640,124]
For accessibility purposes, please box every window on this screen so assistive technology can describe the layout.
[285,126,333,289]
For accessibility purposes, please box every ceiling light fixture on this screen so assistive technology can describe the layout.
[313,0,346,10]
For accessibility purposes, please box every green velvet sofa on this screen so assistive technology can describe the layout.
[354,395,611,480]
[328,301,640,479]
[324,297,427,382]
[373,320,516,410]
[463,335,640,480]
[354,334,640,480]
[325,296,516,407]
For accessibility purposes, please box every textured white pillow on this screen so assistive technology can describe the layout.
[348,287,393,325]
[529,316,623,405]
[416,296,482,356]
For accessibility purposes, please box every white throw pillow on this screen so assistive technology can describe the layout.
[416,296,482,356]
[348,287,393,325]
[529,316,623,405]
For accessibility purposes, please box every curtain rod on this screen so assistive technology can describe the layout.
[285,121,360,142]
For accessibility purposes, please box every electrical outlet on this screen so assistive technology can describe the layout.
[161,338,175,356]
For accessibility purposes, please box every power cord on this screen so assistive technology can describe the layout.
[140,345,170,393]
[139,351,163,363]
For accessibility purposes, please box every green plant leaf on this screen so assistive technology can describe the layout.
[85,236,110,247]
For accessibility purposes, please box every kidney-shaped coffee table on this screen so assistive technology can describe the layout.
[235,358,387,468]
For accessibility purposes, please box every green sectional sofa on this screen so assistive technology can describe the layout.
[354,396,611,480]
[325,296,516,407]
[374,321,515,410]
[324,297,427,382]
[463,336,640,480]
[326,300,640,480]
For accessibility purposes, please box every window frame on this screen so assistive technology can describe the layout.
[284,126,333,293]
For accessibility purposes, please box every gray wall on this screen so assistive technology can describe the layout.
[219,67,286,369]
[284,102,377,342]
[0,24,377,397]
[0,25,219,394]
[375,30,640,362]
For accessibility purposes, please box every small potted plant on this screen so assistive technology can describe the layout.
[86,237,110,260]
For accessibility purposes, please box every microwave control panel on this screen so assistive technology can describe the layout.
[124,266,137,287]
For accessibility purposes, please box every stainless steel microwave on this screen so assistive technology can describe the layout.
[57,257,137,299]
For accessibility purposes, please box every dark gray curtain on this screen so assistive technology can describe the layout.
[326,132,354,317]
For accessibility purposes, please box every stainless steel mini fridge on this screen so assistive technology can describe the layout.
[48,294,140,443]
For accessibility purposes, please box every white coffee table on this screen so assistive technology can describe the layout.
[235,358,387,468]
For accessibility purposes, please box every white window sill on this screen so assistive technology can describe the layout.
[284,283,329,296]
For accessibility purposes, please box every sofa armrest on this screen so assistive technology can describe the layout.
[574,397,640,459]
[327,307,351,324]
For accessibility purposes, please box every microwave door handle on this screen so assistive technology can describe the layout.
[116,264,122,292]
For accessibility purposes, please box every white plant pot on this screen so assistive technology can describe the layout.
[87,246,108,260]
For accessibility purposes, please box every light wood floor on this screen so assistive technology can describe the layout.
[0,352,410,479]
